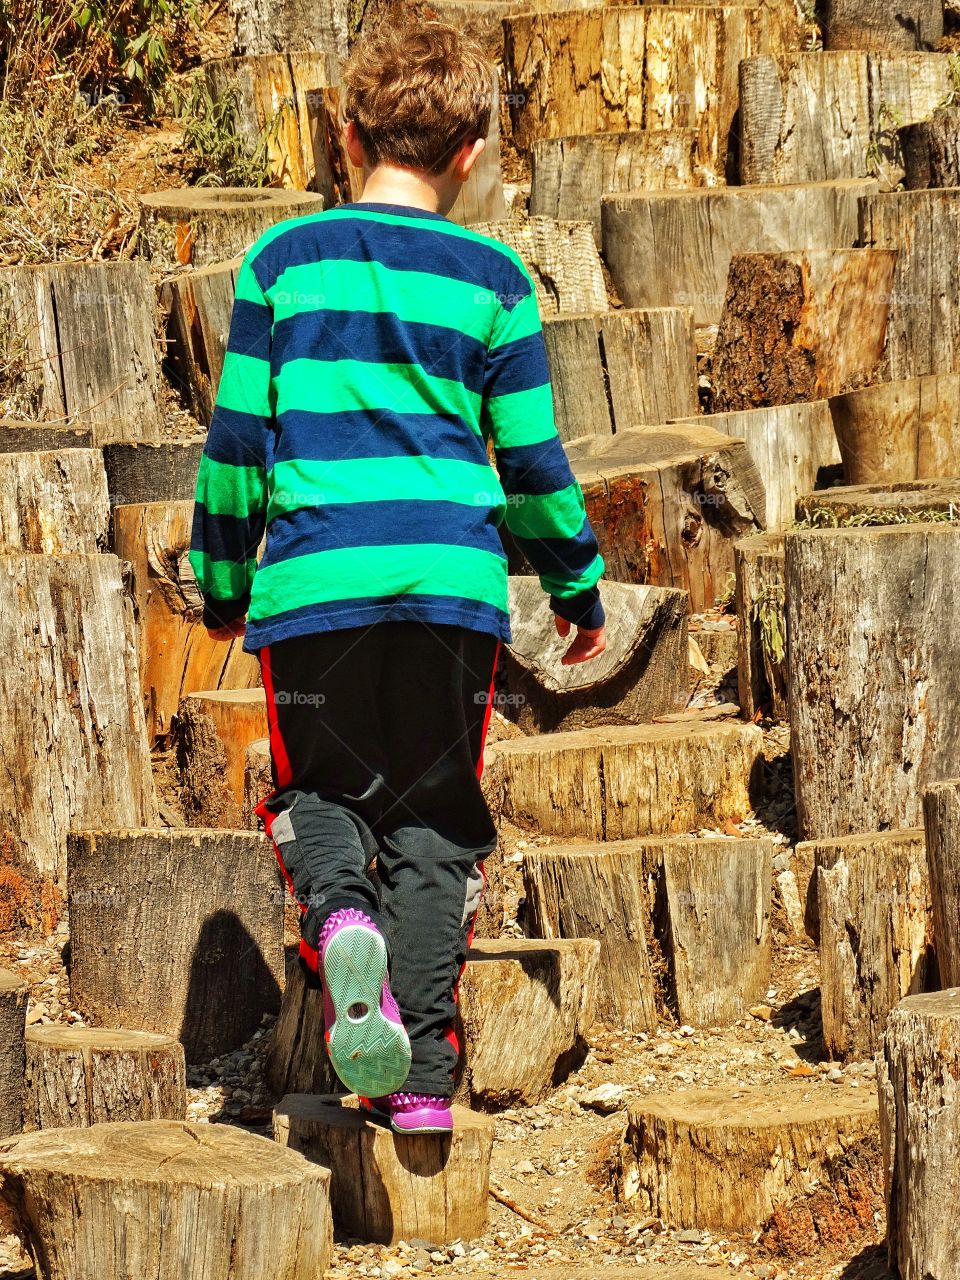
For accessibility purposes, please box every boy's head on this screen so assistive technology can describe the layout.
[341,22,492,193]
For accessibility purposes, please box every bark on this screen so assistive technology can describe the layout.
[0,972,26,1139]
[274,1094,493,1245]
[795,478,960,524]
[921,778,960,989]
[828,375,960,484]
[139,188,325,268]
[0,1120,332,1280]
[23,1027,186,1130]
[902,106,960,189]
[0,423,92,451]
[823,0,942,51]
[67,829,284,1063]
[103,439,206,507]
[734,532,788,723]
[175,690,269,828]
[264,955,341,1099]
[160,258,241,428]
[0,449,109,553]
[242,736,272,828]
[470,216,607,315]
[227,0,353,59]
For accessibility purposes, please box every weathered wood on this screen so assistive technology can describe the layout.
[274,1094,493,1245]
[502,577,689,732]
[139,188,325,268]
[0,450,109,553]
[880,991,960,1280]
[102,438,206,507]
[816,830,935,1062]
[264,954,340,1099]
[161,258,240,428]
[243,736,273,828]
[828,375,960,483]
[0,1119,332,1280]
[0,421,93,451]
[602,180,875,326]
[734,532,788,722]
[0,555,156,884]
[67,829,284,1062]
[795,478,960,525]
[176,690,269,828]
[823,0,942,51]
[0,261,163,442]
[227,0,352,59]
[472,216,607,314]
[711,250,897,411]
[921,778,960,990]
[23,1027,187,1130]
[615,1083,879,1231]
[902,105,960,190]
[0,972,27,1139]
[565,426,766,613]
[786,524,960,840]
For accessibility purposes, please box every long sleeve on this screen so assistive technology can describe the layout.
[189,251,273,628]
[480,266,605,631]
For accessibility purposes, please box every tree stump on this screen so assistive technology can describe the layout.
[734,532,788,723]
[921,777,960,989]
[796,478,960,525]
[470,216,607,314]
[160,258,241,428]
[711,250,897,411]
[0,421,92,451]
[601,180,874,326]
[501,577,688,733]
[67,829,284,1062]
[0,450,109,553]
[823,0,942,51]
[23,1027,186,1130]
[902,105,960,190]
[227,0,352,60]
[0,1119,332,1280]
[828,374,960,483]
[274,1094,494,1245]
[615,1083,880,1232]
[0,554,155,884]
[139,188,325,268]
[243,736,273,828]
[102,438,206,507]
[0,260,163,442]
[880,991,960,1280]
[786,524,960,840]
[176,690,269,827]
[264,954,340,1098]
[0,971,27,1139]
[565,426,766,612]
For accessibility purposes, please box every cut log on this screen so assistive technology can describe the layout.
[880,991,960,1280]
[921,778,960,989]
[470,216,607,314]
[0,555,155,884]
[565,426,766,613]
[828,375,960,483]
[264,954,340,1098]
[0,1119,332,1280]
[139,188,325,269]
[502,577,689,732]
[739,52,954,186]
[902,105,960,190]
[602,180,875,326]
[176,689,269,827]
[274,1093,494,1245]
[672,402,841,532]
[786,524,960,840]
[815,829,934,1062]
[0,971,27,1138]
[543,307,699,440]
[0,421,93,451]
[0,450,109,553]
[243,736,273,828]
[0,260,163,442]
[795,478,960,525]
[102,438,206,507]
[161,258,240,428]
[112,502,259,744]
[614,1083,879,1231]
[67,829,284,1062]
[711,250,897,411]
[227,0,352,59]
[734,532,788,722]
[455,938,599,1107]
[823,0,942,50]
[23,1027,187,1130]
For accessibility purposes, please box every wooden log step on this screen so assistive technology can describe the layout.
[711,249,897,411]
[602,180,875,326]
[0,449,109,553]
[0,1119,332,1279]
[734,532,788,723]
[227,0,351,59]
[786,524,960,840]
[102,438,206,507]
[486,716,762,842]
[739,51,954,186]
[812,829,934,1062]
[796,478,960,525]
[67,829,283,1062]
[672,402,840,532]
[274,1094,494,1245]
[828,374,960,484]
[0,555,155,885]
[139,187,325,269]
[614,1082,879,1231]
[523,835,772,1030]
[176,689,269,827]
[160,257,240,428]
[823,0,942,51]
[902,104,960,190]
[0,971,27,1138]
[0,421,93,451]
[502,577,689,732]
[564,426,765,613]
[470,216,607,314]
[243,736,272,828]
[880,991,960,1280]
[544,307,699,439]
[264,955,340,1099]
[922,777,960,990]
[23,1027,187,1130]
[0,260,163,443]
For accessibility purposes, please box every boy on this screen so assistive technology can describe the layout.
[189,21,606,1134]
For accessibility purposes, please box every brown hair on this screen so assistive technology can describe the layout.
[340,22,493,176]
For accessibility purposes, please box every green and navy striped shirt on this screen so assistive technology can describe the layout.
[189,201,605,651]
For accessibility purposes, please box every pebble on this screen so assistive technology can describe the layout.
[826,1067,844,1083]
[749,1005,773,1021]
[514,1159,535,1175]
[580,1083,625,1113]
[675,1228,707,1244]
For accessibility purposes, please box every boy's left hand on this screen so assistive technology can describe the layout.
[206,618,247,642]
[555,615,606,665]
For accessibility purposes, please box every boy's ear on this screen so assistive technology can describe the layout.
[453,136,485,183]
[344,119,367,170]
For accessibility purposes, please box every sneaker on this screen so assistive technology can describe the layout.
[319,907,411,1098]
[359,1092,453,1135]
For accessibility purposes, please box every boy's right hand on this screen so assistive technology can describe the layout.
[206,619,247,642]
[554,614,606,665]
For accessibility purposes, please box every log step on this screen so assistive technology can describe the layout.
[470,216,607,314]
[796,478,960,525]
[0,421,93,451]
[103,438,206,507]
[0,1119,332,1278]
[823,0,942,51]
[0,971,27,1139]
[161,257,240,428]
[827,374,960,485]
[734,531,787,723]
[0,449,109,553]
[274,1093,494,1245]
[176,689,269,827]
[243,736,273,828]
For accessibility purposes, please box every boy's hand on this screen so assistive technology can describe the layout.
[206,618,247,642]
[554,615,606,665]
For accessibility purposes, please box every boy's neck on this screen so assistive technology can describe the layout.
[358,163,454,215]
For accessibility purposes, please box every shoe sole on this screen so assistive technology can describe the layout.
[323,924,411,1098]
[391,1120,453,1135]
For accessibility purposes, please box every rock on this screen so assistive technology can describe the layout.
[514,1159,536,1175]
[581,1084,626,1114]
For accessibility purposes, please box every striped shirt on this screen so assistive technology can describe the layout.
[189,201,605,651]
